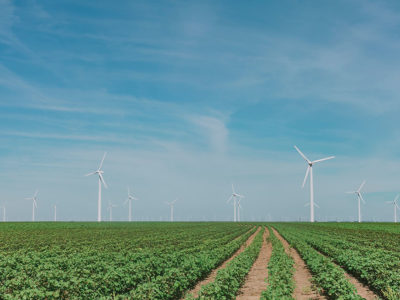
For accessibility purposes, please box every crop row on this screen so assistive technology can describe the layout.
[273,225,363,300]
[260,227,294,300]
[0,222,254,299]
[285,223,400,299]
[189,227,264,300]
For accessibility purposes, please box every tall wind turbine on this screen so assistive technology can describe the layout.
[166,199,177,222]
[53,204,57,222]
[346,181,366,223]
[1,204,5,222]
[85,152,108,222]
[386,194,399,223]
[107,201,117,221]
[294,146,335,223]
[237,197,243,222]
[124,187,138,222]
[227,184,244,222]
[25,190,38,222]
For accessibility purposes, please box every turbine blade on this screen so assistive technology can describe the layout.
[302,166,310,188]
[98,152,107,170]
[227,195,233,203]
[312,156,335,164]
[359,193,366,204]
[304,202,310,207]
[85,171,96,177]
[314,202,320,208]
[358,180,366,192]
[99,174,108,188]
[345,191,355,194]
[231,184,235,194]
[294,145,311,163]
[33,199,37,208]
[34,190,39,197]
[394,194,400,203]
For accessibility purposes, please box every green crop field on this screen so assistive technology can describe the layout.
[0,222,399,299]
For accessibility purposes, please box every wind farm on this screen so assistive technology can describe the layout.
[2,0,400,299]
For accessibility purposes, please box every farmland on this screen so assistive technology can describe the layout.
[0,222,399,299]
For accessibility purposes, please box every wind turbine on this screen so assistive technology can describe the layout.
[346,181,366,223]
[386,194,399,223]
[0,204,5,222]
[107,201,117,221]
[227,184,244,222]
[294,146,335,223]
[124,187,138,222]
[166,199,177,222]
[237,197,243,222]
[25,190,38,222]
[85,152,108,222]
[53,204,57,222]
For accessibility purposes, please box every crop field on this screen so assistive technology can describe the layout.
[0,222,399,299]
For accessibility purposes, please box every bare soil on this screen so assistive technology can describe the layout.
[182,226,261,299]
[236,228,272,300]
[271,228,325,300]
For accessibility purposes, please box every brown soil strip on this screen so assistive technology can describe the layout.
[236,228,272,300]
[271,228,325,300]
[311,248,379,300]
[182,226,261,299]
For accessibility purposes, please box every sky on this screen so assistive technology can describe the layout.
[1,0,400,222]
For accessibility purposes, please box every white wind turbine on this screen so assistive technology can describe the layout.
[124,187,138,222]
[346,181,366,223]
[53,204,57,222]
[227,184,244,222]
[25,190,38,222]
[237,197,243,222]
[294,146,335,223]
[107,201,117,221]
[85,152,108,222]
[0,204,5,222]
[166,199,177,222]
[386,194,399,223]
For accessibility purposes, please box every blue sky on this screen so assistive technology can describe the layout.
[1,0,400,221]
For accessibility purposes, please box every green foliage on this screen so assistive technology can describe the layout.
[194,227,264,300]
[260,227,294,300]
[273,224,364,300]
[0,222,254,299]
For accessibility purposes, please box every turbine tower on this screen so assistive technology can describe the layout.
[237,197,243,222]
[54,204,57,222]
[294,146,335,223]
[85,152,108,222]
[166,199,177,222]
[124,187,138,222]
[227,184,244,222]
[25,190,38,222]
[1,204,5,222]
[386,194,399,223]
[107,201,117,221]
[346,181,366,223]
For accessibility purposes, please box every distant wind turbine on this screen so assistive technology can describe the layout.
[237,197,243,222]
[386,194,399,223]
[107,201,117,221]
[294,146,335,223]
[25,190,38,222]
[124,187,138,222]
[166,199,177,222]
[227,184,244,222]
[85,152,108,222]
[346,181,366,223]
[53,204,57,222]
[1,204,5,222]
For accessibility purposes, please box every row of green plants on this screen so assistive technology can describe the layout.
[260,227,294,300]
[286,223,400,299]
[188,227,264,300]
[273,225,364,300]
[0,222,254,299]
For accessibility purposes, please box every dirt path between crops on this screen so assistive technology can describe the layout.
[311,248,379,300]
[236,228,272,300]
[271,228,325,300]
[183,226,261,299]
